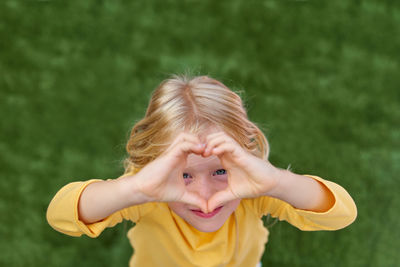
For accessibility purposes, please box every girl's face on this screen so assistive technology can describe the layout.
[168,153,240,232]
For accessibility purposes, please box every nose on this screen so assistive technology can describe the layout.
[190,175,217,200]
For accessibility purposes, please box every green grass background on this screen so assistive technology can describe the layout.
[1,0,399,266]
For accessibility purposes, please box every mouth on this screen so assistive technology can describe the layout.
[190,206,223,218]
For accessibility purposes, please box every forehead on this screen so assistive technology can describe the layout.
[185,154,221,170]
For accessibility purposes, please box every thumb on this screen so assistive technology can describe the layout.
[208,189,236,212]
[180,191,208,213]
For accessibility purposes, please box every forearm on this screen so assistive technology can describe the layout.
[266,168,335,212]
[78,175,147,224]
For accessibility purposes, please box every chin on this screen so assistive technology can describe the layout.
[191,221,225,233]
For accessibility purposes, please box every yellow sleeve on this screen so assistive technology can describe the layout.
[46,179,153,238]
[249,175,357,231]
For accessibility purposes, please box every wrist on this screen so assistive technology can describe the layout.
[263,167,290,199]
[116,175,152,207]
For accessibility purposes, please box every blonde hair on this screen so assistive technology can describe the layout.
[124,75,269,174]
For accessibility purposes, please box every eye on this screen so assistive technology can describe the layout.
[183,173,192,179]
[183,173,193,185]
[213,169,227,176]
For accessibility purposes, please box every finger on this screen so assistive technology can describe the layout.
[207,189,236,212]
[177,141,205,156]
[204,132,226,148]
[180,192,208,213]
[167,132,202,153]
[180,132,202,144]
[210,142,236,157]
[204,135,233,157]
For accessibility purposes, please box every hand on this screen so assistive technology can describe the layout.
[203,132,280,211]
[130,133,208,212]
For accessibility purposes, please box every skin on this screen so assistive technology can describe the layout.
[167,153,241,232]
[78,131,335,232]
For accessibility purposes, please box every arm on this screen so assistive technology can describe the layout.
[47,132,209,236]
[264,165,335,212]
[251,173,357,230]
[203,132,356,230]
[77,175,150,224]
[79,133,208,223]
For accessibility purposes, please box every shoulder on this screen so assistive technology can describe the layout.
[120,202,159,223]
[240,196,291,218]
[238,198,266,218]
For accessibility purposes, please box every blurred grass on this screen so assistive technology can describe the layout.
[0,0,399,266]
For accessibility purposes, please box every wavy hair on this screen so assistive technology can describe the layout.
[124,75,269,174]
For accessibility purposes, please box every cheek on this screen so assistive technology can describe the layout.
[224,199,241,212]
[168,202,186,215]
[215,176,229,190]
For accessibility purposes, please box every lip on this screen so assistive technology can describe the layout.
[191,206,223,218]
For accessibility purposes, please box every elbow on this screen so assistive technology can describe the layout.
[346,198,358,227]
[336,196,358,230]
[46,196,83,237]
[46,199,58,231]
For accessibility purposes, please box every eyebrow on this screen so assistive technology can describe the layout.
[183,163,224,173]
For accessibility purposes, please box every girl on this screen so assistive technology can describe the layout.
[47,75,357,267]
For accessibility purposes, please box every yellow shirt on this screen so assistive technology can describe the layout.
[46,175,357,267]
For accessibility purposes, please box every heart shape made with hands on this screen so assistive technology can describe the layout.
[134,131,278,214]
[171,132,279,214]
